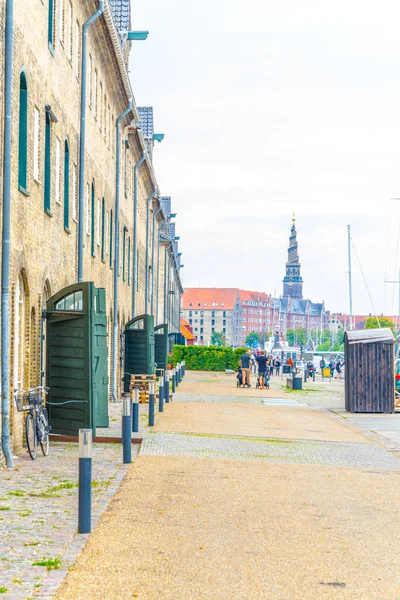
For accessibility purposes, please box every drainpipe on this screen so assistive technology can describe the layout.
[151,207,162,317]
[111,101,132,404]
[156,231,161,324]
[1,0,14,468]
[132,152,146,316]
[164,242,173,324]
[78,1,104,283]
[144,188,158,312]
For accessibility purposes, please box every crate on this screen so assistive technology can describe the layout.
[129,374,156,403]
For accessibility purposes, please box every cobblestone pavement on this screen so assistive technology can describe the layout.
[141,431,400,470]
[0,428,139,599]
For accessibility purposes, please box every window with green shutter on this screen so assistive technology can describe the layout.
[18,71,29,194]
[91,182,95,257]
[48,0,55,54]
[122,227,127,282]
[101,197,105,262]
[128,236,131,286]
[109,209,113,269]
[44,112,52,215]
[64,139,70,231]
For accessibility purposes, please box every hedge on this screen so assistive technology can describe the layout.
[171,345,247,372]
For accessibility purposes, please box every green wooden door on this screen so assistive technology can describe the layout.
[46,282,108,435]
[154,324,168,371]
[124,314,155,392]
[92,287,109,428]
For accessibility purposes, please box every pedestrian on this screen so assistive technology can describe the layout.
[320,357,326,370]
[240,349,252,387]
[329,358,335,378]
[251,353,257,375]
[269,356,275,377]
[275,356,281,376]
[256,350,268,389]
[287,357,294,369]
[335,359,342,380]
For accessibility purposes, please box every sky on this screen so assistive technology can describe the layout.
[129,0,400,316]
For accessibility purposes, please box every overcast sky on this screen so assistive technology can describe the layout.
[130,0,400,316]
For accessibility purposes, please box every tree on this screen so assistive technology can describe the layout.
[245,331,260,348]
[365,316,395,334]
[210,330,226,346]
[258,331,272,348]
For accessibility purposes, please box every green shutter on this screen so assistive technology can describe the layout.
[128,237,131,286]
[64,140,70,230]
[44,112,51,215]
[109,209,113,269]
[91,182,95,257]
[48,0,55,50]
[101,197,105,262]
[18,72,28,191]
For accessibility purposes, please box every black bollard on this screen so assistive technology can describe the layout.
[172,368,176,393]
[122,395,132,464]
[149,382,155,427]
[132,388,139,433]
[165,372,170,403]
[159,375,164,412]
[78,429,92,534]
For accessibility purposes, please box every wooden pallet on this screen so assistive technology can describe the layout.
[129,374,157,403]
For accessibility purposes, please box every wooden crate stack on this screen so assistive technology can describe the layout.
[129,374,157,403]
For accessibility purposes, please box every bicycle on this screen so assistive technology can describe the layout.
[14,386,51,460]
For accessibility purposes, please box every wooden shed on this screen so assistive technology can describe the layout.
[344,328,394,413]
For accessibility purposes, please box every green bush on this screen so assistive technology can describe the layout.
[171,345,248,372]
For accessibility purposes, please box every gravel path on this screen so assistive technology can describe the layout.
[54,371,400,600]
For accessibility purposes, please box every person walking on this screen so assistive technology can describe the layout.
[275,356,281,376]
[335,359,343,380]
[269,356,275,378]
[240,350,252,387]
[256,350,268,389]
[329,358,335,378]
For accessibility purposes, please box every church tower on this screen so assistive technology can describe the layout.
[283,214,303,299]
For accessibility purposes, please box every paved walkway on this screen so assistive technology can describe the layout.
[0,399,157,600]
[54,372,400,600]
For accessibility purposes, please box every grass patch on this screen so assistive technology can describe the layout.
[11,577,23,584]
[0,507,11,511]
[24,541,40,547]
[32,556,61,570]
[168,431,294,444]
[7,489,25,497]
[17,510,32,517]
[30,482,77,498]
[0,588,8,594]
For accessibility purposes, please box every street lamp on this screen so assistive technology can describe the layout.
[127,31,149,41]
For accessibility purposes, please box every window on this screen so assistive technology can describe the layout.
[85,183,90,234]
[97,198,101,246]
[18,71,28,192]
[109,209,113,268]
[59,0,64,44]
[55,138,61,204]
[67,1,72,60]
[55,290,83,311]
[122,228,126,281]
[91,182,95,256]
[33,107,40,181]
[101,198,105,261]
[99,82,103,129]
[127,237,131,285]
[44,112,52,214]
[72,163,77,221]
[93,69,97,117]
[105,210,109,255]
[119,228,123,274]
[48,0,55,51]
[75,21,80,78]
[88,55,92,107]
[64,139,70,230]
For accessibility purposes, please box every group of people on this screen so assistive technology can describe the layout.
[238,350,281,389]
[319,357,344,380]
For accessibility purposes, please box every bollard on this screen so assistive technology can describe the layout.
[182,360,185,377]
[178,363,181,383]
[132,388,139,433]
[159,375,164,412]
[122,395,131,464]
[78,429,92,534]
[304,369,307,383]
[149,382,155,427]
[312,370,315,382]
[165,372,170,403]
[176,363,180,385]
[172,368,176,393]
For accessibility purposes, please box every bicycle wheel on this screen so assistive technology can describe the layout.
[25,412,37,460]
[39,408,50,456]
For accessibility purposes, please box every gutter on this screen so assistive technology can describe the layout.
[111,101,132,404]
[1,0,14,467]
[78,1,104,282]
[144,188,158,311]
[132,152,146,317]
[151,206,163,317]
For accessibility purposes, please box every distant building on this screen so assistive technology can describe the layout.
[181,288,242,346]
[329,313,398,332]
[283,214,303,299]
[239,290,273,345]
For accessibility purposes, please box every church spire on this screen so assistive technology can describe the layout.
[283,215,303,299]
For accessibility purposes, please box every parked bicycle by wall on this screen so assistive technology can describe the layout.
[14,386,51,460]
